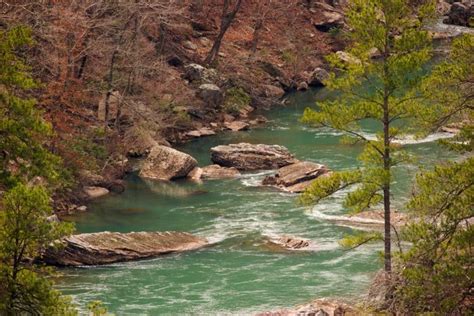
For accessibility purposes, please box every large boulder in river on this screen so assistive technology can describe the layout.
[42,231,208,266]
[263,161,329,193]
[139,145,197,181]
[211,143,298,171]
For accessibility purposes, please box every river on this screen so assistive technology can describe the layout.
[57,88,454,315]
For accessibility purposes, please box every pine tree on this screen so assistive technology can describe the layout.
[300,0,436,273]
[0,26,75,314]
[0,26,61,188]
[390,33,473,315]
[0,184,75,315]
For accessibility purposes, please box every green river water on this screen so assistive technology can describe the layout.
[57,88,454,315]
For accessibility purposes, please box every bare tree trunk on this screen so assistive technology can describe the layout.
[251,19,263,54]
[204,0,242,65]
[104,48,119,128]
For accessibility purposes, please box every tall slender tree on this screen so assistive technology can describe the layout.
[300,0,436,273]
[0,26,75,314]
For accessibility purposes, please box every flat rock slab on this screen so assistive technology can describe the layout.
[211,143,298,171]
[330,210,408,230]
[186,127,216,138]
[256,298,357,316]
[263,161,329,193]
[43,231,208,266]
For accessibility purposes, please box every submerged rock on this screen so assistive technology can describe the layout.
[211,143,298,171]
[266,236,311,250]
[43,231,208,266]
[314,11,344,32]
[139,145,197,181]
[201,164,241,179]
[262,161,329,193]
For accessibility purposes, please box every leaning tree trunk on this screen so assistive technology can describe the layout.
[204,0,242,65]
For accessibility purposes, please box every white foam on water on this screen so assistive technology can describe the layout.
[240,170,275,187]
[311,210,384,224]
[360,131,455,145]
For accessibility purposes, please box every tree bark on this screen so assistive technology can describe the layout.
[204,0,242,65]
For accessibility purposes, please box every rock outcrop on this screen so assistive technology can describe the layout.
[83,186,109,199]
[198,84,224,108]
[184,63,205,81]
[309,67,330,87]
[43,231,208,266]
[185,127,216,138]
[139,145,197,181]
[201,164,241,179]
[262,161,329,193]
[444,2,473,27]
[261,84,285,98]
[256,298,357,316]
[211,143,298,171]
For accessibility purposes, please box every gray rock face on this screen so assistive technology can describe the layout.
[224,121,250,131]
[327,210,408,230]
[42,231,208,266]
[262,161,329,193]
[309,67,330,86]
[314,11,344,32]
[184,63,206,81]
[269,236,310,250]
[261,84,285,98]
[198,84,224,108]
[211,143,298,171]
[185,127,216,138]
[139,145,197,181]
[445,2,473,26]
[201,164,241,179]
